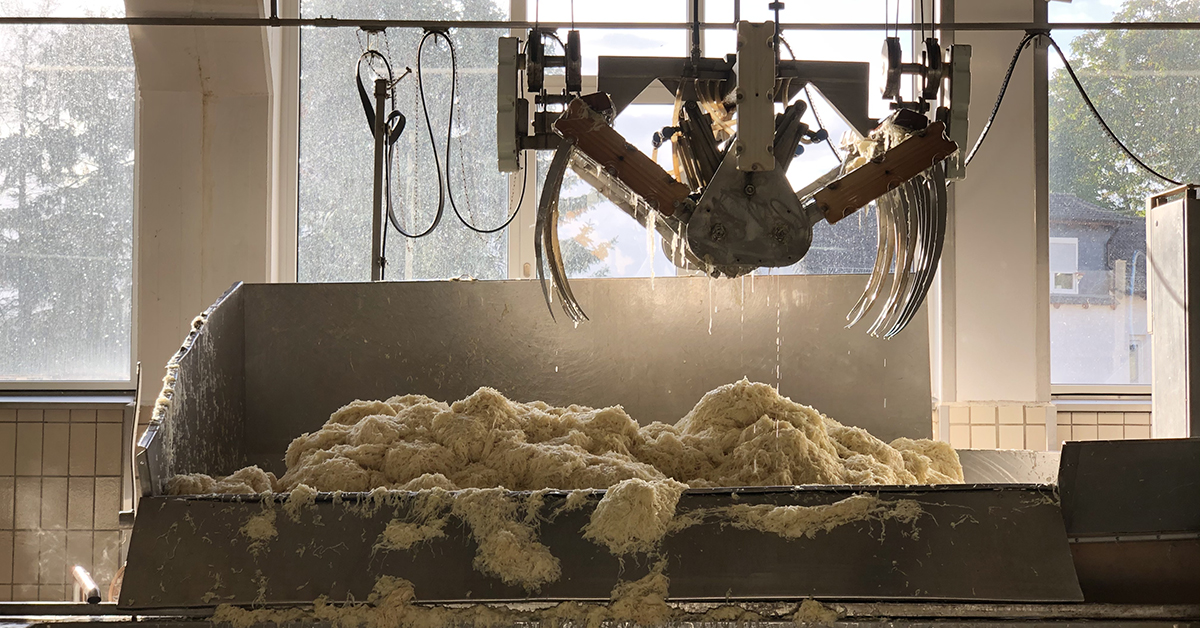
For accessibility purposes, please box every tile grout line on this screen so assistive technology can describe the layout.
[38,431,44,589]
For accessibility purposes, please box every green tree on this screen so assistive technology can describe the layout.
[555,177,614,278]
[1048,0,1199,214]
[0,1,134,380]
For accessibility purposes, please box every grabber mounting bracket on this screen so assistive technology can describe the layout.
[497,28,582,171]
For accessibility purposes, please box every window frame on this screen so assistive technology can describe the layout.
[26,1,1182,394]
[293,0,904,283]
[1049,236,1080,295]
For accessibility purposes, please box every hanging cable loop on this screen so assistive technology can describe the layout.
[1043,33,1182,186]
[355,49,406,145]
[416,29,524,234]
[381,29,452,239]
[964,31,1182,187]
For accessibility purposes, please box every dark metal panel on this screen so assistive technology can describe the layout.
[1058,438,1200,536]
[119,486,1080,610]
[660,486,1080,603]
[19,620,1200,628]
[1057,438,1200,604]
[12,601,1200,625]
[1070,539,1200,604]
[239,276,931,474]
[145,284,248,488]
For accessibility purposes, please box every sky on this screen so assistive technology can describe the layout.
[1047,0,1125,70]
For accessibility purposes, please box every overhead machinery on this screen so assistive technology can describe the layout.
[497,9,970,336]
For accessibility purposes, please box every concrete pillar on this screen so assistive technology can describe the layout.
[127,0,275,375]
[943,0,1049,402]
[935,0,1054,449]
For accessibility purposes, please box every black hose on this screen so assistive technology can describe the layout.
[383,31,445,239]
[963,32,1036,167]
[964,31,1182,187]
[418,30,524,234]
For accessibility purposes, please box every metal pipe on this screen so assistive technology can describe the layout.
[72,565,101,604]
[689,0,701,63]
[0,16,1197,31]
[771,1,783,65]
[370,77,387,282]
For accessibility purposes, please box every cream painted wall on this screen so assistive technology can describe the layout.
[945,0,1051,404]
[127,0,277,374]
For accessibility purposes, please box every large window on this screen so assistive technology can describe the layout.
[1047,0,1198,386]
[0,1,134,382]
[298,0,511,282]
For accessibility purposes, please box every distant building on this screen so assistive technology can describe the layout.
[746,192,1149,385]
[1049,193,1149,385]
[792,192,1150,385]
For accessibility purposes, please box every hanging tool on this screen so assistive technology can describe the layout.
[355,37,409,280]
[838,13,969,335]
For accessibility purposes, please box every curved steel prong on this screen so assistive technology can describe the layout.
[869,180,916,337]
[886,164,948,337]
[534,138,577,321]
[847,194,896,328]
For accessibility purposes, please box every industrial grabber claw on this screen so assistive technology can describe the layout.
[498,19,970,335]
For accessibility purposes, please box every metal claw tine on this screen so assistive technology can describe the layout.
[889,177,926,329]
[869,182,913,336]
[876,187,906,326]
[887,169,935,337]
[876,178,921,336]
[845,198,883,326]
[886,164,948,337]
[862,192,896,334]
[902,180,926,295]
[892,166,936,333]
[559,235,590,321]
[887,170,936,336]
[547,186,588,323]
[900,174,931,299]
[534,139,576,321]
[870,184,906,336]
[847,195,895,327]
[545,167,588,323]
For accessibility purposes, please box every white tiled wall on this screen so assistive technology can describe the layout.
[941,403,1055,451]
[1055,410,1152,449]
[0,407,128,602]
[939,401,1155,452]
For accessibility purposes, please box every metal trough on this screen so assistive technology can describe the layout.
[123,277,1082,609]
